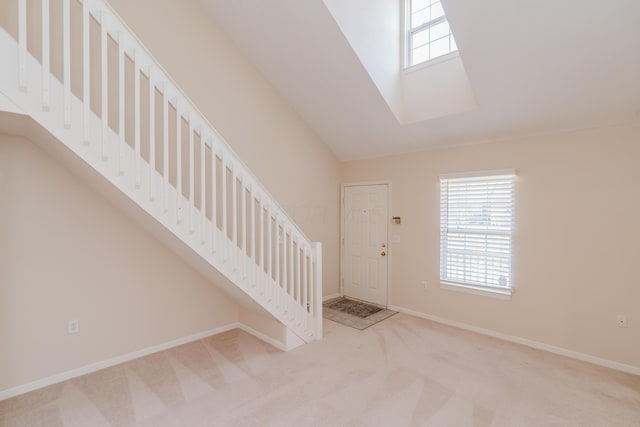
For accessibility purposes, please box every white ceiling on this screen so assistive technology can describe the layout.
[200,0,640,161]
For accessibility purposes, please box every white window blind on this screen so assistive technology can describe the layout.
[440,171,515,291]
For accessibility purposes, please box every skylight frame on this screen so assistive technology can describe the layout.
[406,0,458,68]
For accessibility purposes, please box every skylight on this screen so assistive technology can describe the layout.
[407,0,458,67]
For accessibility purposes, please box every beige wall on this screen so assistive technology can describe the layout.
[341,123,640,368]
[104,0,341,296]
[0,134,239,392]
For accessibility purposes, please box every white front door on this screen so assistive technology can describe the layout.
[342,184,388,306]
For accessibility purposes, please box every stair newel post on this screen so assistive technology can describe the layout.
[188,115,195,234]
[42,0,51,111]
[18,0,27,92]
[148,71,156,201]
[117,32,125,175]
[63,0,71,127]
[100,11,108,160]
[313,242,323,340]
[82,0,91,145]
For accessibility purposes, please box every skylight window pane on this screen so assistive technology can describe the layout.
[411,8,430,28]
[412,0,430,12]
[412,44,430,64]
[430,2,445,20]
[412,28,429,49]
[407,0,458,67]
[429,20,450,41]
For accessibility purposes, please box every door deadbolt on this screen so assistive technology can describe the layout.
[381,243,386,248]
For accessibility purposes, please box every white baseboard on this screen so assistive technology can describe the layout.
[237,323,287,352]
[388,305,640,376]
[322,293,341,302]
[0,323,242,401]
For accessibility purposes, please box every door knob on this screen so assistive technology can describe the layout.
[381,251,386,256]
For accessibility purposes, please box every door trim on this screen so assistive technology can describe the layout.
[340,181,392,307]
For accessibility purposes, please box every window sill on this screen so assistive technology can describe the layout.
[440,282,513,300]
[404,51,460,75]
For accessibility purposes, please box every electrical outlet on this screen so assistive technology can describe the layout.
[420,281,428,290]
[68,319,79,334]
[616,315,628,328]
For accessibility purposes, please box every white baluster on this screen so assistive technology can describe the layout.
[313,242,323,339]
[18,0,27,91]
[250,188,256,287]
[221,157,227,262]
[134,54,141,188]
[231,167,237,271]
[241,179,247,279]
[275,216,280,307]
[282,227,288,310]
[176,101,182,223]
[82,0,91,144]
[149,71,156,201]
[211,147,217,254]
[303,247,308,314]
[42,0,50,111]
[266,207,272,300]
[117,32,125,175]
[63,0,71,127]
[296,238,301,305]
[162,87,169,212]
[259,200,265,294]
[289,230,294,298]
[100,12,108,160]
[188,116,195,234]
[200,130,206,243]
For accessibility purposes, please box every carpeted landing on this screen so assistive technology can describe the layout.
[323,297,397,330]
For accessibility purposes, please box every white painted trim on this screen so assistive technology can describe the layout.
[0,323,240,401]
[439,282,513,300]
[388,305,640,376]
[237,323,287,352]
[439,168,517,180]
[340,182,392,308]
[322,293,341,302]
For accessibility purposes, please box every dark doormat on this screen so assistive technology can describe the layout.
[323,297,397,330]
[325,297,382,318]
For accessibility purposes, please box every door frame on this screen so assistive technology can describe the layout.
[340,181,392,307]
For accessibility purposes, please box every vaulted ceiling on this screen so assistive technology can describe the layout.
[201,0,640,160]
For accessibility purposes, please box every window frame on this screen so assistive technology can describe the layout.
[406,0,458,68]
[439,170,516,299]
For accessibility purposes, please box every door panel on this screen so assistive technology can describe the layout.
[343,184,388,306]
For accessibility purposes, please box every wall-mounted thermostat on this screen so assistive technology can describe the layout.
[392,216,401,225]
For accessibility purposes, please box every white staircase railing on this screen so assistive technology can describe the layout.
[0,0,322,342]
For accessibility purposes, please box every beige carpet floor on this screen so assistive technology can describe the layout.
[1,314,639,426]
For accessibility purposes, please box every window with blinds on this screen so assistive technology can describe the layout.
[440,171,515,292]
